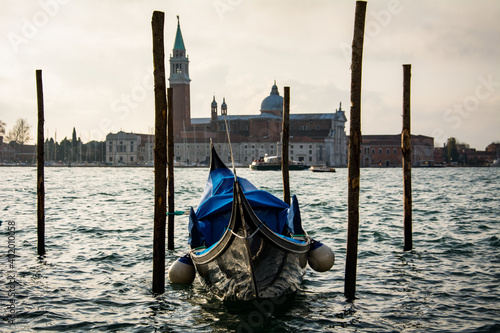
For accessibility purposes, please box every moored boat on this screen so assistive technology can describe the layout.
[310,166,336,173]
[250,154,309,171]
[169,145,334,302]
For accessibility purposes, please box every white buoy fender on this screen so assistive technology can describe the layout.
[168,254,195,284]
[307,240,334,272]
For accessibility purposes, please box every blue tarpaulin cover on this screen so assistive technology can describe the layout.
[188,165,304,248]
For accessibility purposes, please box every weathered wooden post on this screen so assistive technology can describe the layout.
[402,64,412,251]
[152,10,167,294]
[282,86,291,205]
[167,87,175,250]
[36,69,45,256]
[344,0,367,301]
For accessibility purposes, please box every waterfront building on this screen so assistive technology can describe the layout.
[434,146,445,165]
[0,136,15,162]
[184,89,348,167]
[486,142,500,159]
[105,131,153,165]
[462,149,495,166]
[434,142,498,166]
[354,134,435,167]
[0,136,37,163]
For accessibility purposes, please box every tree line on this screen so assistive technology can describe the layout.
[1,118,105,164]
[44,130,106,164]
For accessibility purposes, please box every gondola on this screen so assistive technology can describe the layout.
[169,144,334,302]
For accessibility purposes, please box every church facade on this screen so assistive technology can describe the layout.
[106,18,347,167]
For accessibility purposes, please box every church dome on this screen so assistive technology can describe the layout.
[260,82,283,114]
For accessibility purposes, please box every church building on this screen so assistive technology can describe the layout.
[106,17,348,167]
[168,17,347,167]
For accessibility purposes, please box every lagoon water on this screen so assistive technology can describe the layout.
[0,166,499,332]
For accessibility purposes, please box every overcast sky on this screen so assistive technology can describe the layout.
[1,0,499,149]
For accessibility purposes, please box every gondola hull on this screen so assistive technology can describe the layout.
[191,222,309,301]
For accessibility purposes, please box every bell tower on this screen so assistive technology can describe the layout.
[211,96,217,121]
[169,16,191,141]
[221,98,227,116]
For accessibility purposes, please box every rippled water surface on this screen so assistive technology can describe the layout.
[0,167,499,332]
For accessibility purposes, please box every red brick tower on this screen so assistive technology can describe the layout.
[168,16,191,141]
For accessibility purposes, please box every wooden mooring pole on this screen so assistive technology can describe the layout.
[402,64,412,251]
[167,87,175,250]
[344,0,367,301]
[36,69,45,256]
[282,86,290,206]
[152,10,167,294]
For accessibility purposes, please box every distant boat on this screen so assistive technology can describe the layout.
[310,166,336,173]
[249,154,309,171]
